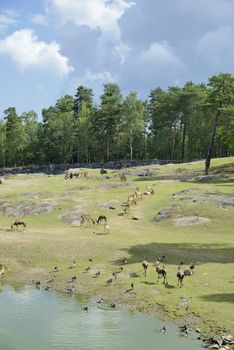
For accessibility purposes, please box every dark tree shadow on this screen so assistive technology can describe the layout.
[200,293,234,303]
[112,242,234,266]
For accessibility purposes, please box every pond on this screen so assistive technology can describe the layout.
[0,285,202,350]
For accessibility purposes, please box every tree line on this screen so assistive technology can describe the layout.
[0,72,233,174]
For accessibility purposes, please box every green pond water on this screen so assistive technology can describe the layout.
[0,285,202,350]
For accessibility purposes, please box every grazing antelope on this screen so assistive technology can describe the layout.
[142,258,149,277]
[80,214,96,227]
[156,265,167,284]
[177,267,185,288]
[11,220,26,230]
[97,215,107,224]
[122,203,131,216]
[104,223,111,234]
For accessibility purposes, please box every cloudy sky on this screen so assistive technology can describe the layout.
[0,0,234,118]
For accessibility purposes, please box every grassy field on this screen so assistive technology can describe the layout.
[0,157,234,336]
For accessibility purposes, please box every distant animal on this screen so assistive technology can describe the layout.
[106,278,113,285]
[122,203,131,216]
[142,258,149,277]
[84,267,91,272]
[83,306,88,311]
[47,276,55,283]
[94,270,101,277]
[97,298,104,304]
[11,220,26,230]
[120,173,127,182]
[0,264,5,276]
[109,303,116,308]
[80,214,96,227]
[69,261,76,269]
[97,215,107,224]
[156,265,167,284]
[177,267,185,288]
[184,263,196,276]
[100,168,108,174]
[53,266,60,272]
[104,223,111,234]
[64,168,81,179]
[66,285,75,293]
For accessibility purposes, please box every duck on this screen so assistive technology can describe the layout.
[97,298,104,304]
[84,267,91,272]
[69,261,76,269]
[94,270,101,277]
[83,306,88,311]
[159,326,166,333]
[109,303,116,308]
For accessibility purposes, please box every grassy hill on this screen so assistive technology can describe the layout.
[0,157,233,336]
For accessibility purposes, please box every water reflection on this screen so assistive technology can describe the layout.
[0,285,202,350]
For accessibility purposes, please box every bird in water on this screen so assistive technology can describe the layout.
[109,303,116,308]
[158,326,166,333]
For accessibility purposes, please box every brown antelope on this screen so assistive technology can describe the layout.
[142,258,149,277]
[97,215,107,224]
[0,264,5,277]
[122,204,131,216]
[184,262,196,276]
[104,223,111,234]
[156,264,167,284]
[11,220,26,230]
[80,214,96,227]
[177,267,185,287]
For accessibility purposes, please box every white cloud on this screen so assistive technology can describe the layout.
[84,69,117,82]
[30,14,48,26]
[115,43,131,63]
[0,9,18,33]
[197,26,234,69]
[139,41,184,73]
[47,0,135,39]
[0,29,73,77]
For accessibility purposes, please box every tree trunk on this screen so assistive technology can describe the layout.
[205,113,219,175]
[130,129,133,161]
[181,118,187,162]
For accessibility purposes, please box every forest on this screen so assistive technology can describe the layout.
[0,72,233,168]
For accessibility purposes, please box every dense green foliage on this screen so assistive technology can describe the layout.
[0,73,233,167]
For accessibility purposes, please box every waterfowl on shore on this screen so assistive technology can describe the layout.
[83,306,88,311]
[84,267,91,272]
[47,276,55,283]
[45,286,50,291]
[97,298,104,304]
[69,261,76,269]
[109,303,116,308]
[94,270,101,277]
[66,285,75,293]
[53,266,60,272]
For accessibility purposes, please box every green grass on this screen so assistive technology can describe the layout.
[0,158,234,336]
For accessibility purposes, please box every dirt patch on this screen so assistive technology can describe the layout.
[60,206,84,225]
[174,216,211,226]
[20,191,51,198]
[0,200,54,217]
[154,205,181,222]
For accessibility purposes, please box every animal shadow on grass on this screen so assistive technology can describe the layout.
[141,281,157,286]
[95,232,108,236]
[164,283,176,289]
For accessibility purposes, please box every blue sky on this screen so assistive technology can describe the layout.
[0,0,234,118]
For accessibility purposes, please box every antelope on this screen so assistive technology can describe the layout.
[142,258,149,277]
[177,267,185,287]
[0,264,5,277]
[104,224,111,234]
[11,220,26,230]
[156,265,167,284]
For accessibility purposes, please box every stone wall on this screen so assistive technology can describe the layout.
[0,159,180,175]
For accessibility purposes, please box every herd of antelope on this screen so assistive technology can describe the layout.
[142,257,196,287]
